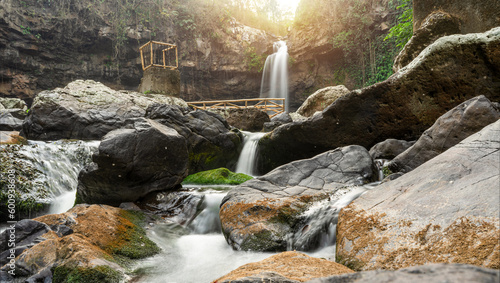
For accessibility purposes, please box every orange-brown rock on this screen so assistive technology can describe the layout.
[214,251,354,283]
[1,204,159,282]
[0,131,27,144]
[336,120,500,271]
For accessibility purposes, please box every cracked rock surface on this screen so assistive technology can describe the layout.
[220,145,376,252]
[336,120,500,271]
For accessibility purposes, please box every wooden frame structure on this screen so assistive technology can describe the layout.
[139,41,178,71]
[188,98,285,118]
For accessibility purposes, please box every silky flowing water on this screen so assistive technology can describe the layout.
[260,41,289,112]
[235,131,266,176]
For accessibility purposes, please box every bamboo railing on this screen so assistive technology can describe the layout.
[188,98,285,118]
[139,41,178,71]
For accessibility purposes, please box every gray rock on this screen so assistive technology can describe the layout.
[139,190,204,226]
[0,97,27,110]
[388,95,500,173]
[393,11,461,72]
[146,103,242,173]
[263,113,294,132]
[0,109,26,131]
[309,264,500,283]
[336,120,500,270]
[0,220,51,267]
[225,108,270,132]
[77,118,189,205]
[22,80,188,140]
[368,139,415,160]
[297,85,350,117]
[220,145,376,251]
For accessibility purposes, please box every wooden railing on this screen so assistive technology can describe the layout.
[188,98,285,118]
[139,41,178,71]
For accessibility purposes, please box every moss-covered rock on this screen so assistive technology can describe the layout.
[182,167,253,185]
[0,144,50,221]
[1,205,160,282]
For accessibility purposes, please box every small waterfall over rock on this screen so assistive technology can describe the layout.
[235,131,266,176]
[260,41,289,112]
[290,185,377,252]
[15,140,99,214]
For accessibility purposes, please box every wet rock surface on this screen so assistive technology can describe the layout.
[336,120,500,271]
[220,145,376,251]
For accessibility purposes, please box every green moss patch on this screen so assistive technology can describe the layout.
[182,167,253,185]
[107,210,161,259]
[52,265,123,283]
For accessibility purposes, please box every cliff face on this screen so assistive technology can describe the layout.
[0,0,276,105]
[286,0,399,109]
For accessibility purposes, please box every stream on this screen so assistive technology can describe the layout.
[2,134,383,282]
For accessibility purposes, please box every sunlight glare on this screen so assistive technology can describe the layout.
[277,0,301,16]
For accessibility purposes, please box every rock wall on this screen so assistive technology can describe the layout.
[0,0,275,105]
[413,0,500,33]
[286,0,397,109]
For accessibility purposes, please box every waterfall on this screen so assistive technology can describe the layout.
[260,41,289,112]
[15,140,99,214]
[235,131,266,176]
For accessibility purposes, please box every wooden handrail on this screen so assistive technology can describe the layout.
[188,98,285,118]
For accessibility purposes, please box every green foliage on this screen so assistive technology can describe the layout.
[385,0,413,48]
[182,167,253,185]
[52,265,123,283]
[382,166,393,178]
[244,45,267,72]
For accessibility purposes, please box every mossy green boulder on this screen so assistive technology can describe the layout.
[182,167,252,185]
[4,204,160,282]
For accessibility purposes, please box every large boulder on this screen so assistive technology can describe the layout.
[336,120,500,271]
[0,97,28,131]
[257,27,500,174]
[0,205,159,282]
[310,264,500,283]
[77,119,188,205]
[215,251,354,283]
[296,85,350,117]
[368,139,414,160]
[225,108,270,132]
[145,104,242,173]
[21,80,188,140]
[220,145,376,252]
[388,95,500,173]
[393,11,461,72]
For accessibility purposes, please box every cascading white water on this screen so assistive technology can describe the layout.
[134,187,272,283]
[260,41,289,112]
[235,131,266,176]
[14,140,99,214]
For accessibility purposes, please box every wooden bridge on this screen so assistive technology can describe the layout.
[187,98,285,118]
[139,41,178,71]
